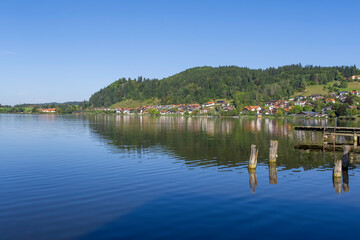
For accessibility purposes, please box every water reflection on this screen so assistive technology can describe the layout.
[269,163,278,184]
[248,169,257,193]
[88,115,359,194]
[89,116,342,169]
[343,170,350,193]
[333,177,342,194]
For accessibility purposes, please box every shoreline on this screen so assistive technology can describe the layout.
[1,112,358,120]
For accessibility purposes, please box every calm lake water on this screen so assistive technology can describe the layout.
[1,114,360,240]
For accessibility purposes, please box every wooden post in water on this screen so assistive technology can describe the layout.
[269,162,278,184]
[342,145,350,170]
[269,140,278,163]
[248,144,258,169]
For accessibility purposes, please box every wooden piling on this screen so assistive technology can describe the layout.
[342,145,350,170]
[248,144,258,169]
[269,140,278,163]
[269,162,278,184]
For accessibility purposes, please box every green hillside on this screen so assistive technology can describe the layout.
[294,81,360,97]
[89,64,359,107]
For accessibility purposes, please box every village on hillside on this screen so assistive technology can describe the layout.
[92,88,360,118]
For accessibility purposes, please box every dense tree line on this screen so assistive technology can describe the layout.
[89,64,360,107]
[0,102,90,114]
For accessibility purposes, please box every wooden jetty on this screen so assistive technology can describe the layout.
[294,125,360,149]
[294,126,360,134]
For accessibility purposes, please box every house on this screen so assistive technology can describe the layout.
[339,91,349,96]
[244,106,262,114]
[202,102,214,108]
[294,101,306,107]
[177,110,185,115]
[348,105,357,110]
[190,104,200,109]
[310,94,323,101]
[322,106,333,114]
[275,100,288,108]
[350,90,359,96]
[41,108,56,113]
[297,111,320,117]
[200,108,210,114]
[265,100,277,107]
[94,107,111,111]
[325,98,335,104]
[296,96,306,100]
[351,75,360,80]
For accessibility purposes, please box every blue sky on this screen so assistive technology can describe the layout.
[0,0,359,105]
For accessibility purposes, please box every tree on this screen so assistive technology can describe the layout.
[335,105,347,116]
[276,108,285,116]
[289,105,303,114]
[32,106,40,113]
[303,105,313,112]
[344,96,353,105]
[339,81,348,88]
[148,108,160,116]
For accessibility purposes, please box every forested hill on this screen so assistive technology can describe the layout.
[89,64,359,107]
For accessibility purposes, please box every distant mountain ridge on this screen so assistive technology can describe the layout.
[89,64,359,107]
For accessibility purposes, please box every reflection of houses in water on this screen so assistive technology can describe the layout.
[295,130,306,142]
[111,116,235,137]
[200,118,215,136]
[197,118,233,136]
[252,119,294,138]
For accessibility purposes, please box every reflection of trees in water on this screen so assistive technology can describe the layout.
[88,116,341,170]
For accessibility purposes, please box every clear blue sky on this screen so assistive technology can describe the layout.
[1,0,359,105]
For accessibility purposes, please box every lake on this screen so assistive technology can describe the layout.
[1,114,360,240]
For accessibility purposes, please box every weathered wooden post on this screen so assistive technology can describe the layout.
[269,162,278,184]
[354,133,357,148]
[342,145,351,170]
[342,170,350,193]
[333,155,342,179]
[269,140,278,163]
[329,134,335,145]
[323,134,328,146]
[248,168,257,193]
[248,144,258,169]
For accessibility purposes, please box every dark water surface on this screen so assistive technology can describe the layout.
[1,114,360,240]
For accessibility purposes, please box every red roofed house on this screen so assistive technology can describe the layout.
[351,75,360,80]
[244,106,262,114]
[350,90,359,96]
[41,108,56,113]
[325,98,336,104]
